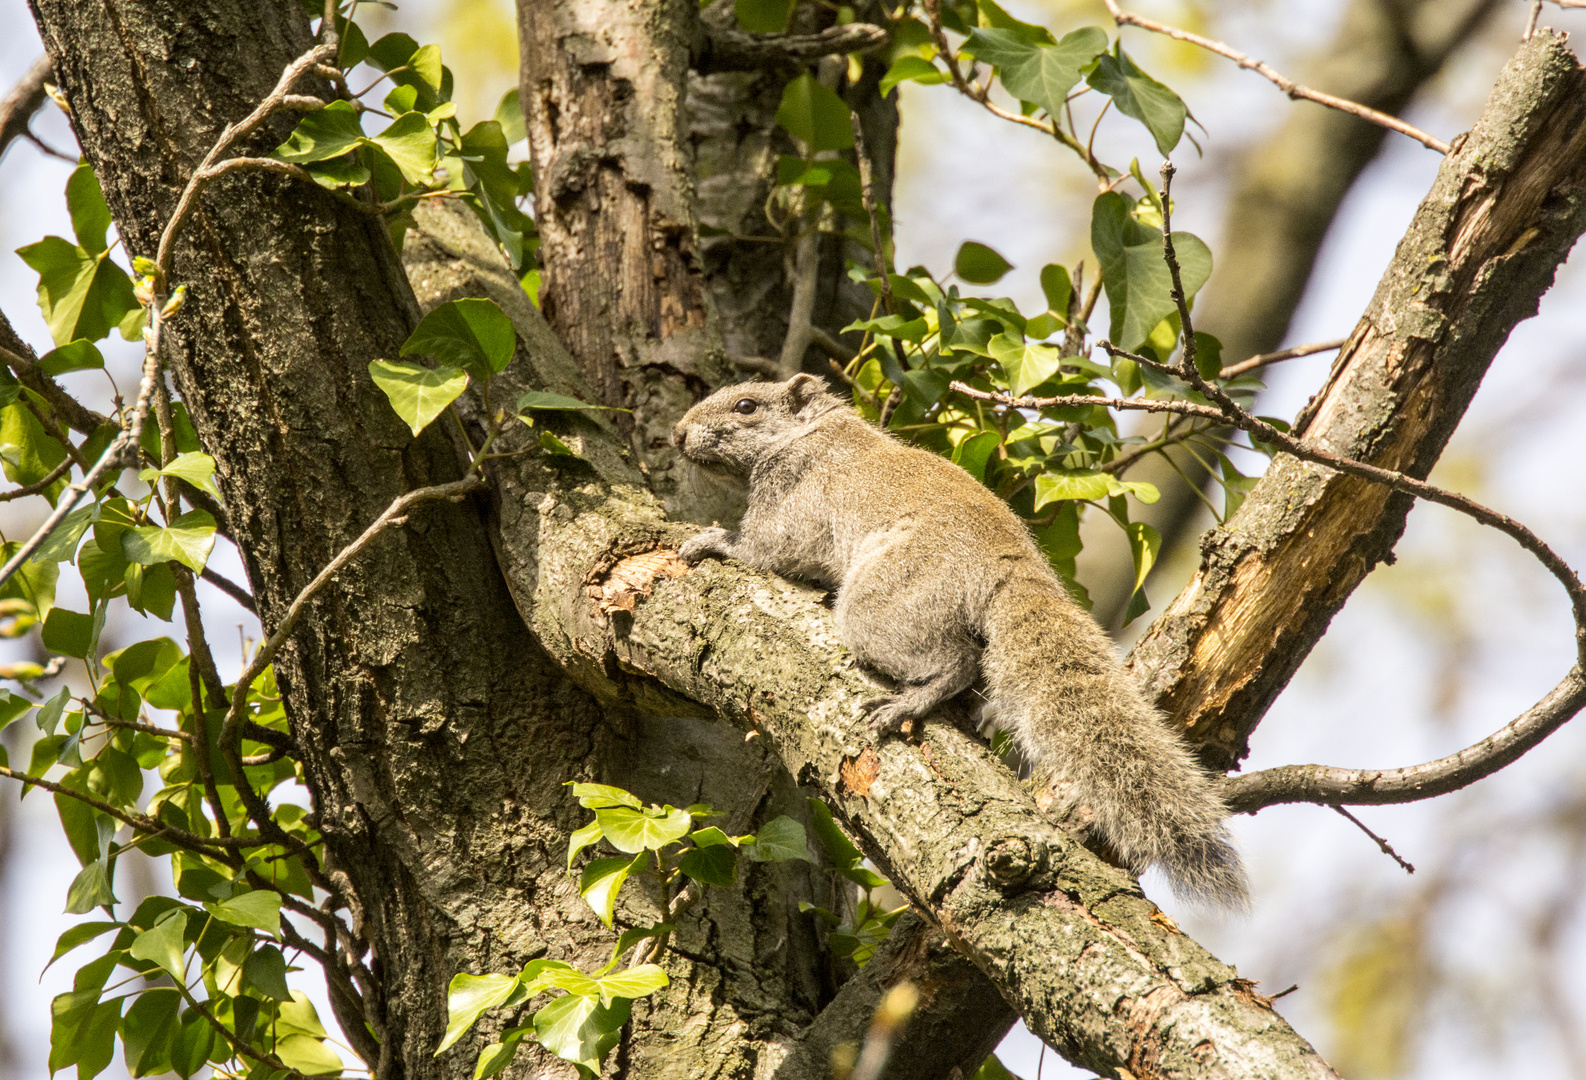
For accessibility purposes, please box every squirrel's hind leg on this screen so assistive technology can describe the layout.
[834,575,979,738]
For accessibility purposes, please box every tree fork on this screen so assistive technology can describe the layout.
[1128,30,1586,771]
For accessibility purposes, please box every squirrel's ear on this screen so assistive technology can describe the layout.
[784,373,825,414]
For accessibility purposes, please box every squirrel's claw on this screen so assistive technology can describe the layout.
[862,695,914,739]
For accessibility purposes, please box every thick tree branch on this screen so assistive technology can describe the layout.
[1125,31,1586,770]
[693,23,888,75]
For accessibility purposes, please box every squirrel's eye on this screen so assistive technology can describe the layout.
[732,399,758,415]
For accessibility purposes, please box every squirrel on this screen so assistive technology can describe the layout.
[671,374,1247,909]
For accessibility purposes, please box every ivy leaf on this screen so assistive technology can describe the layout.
[44,920,119,973]
[369,359,469,437]
[593,964,669,1006]
[273,99,367,164]
[566,820,604,869]
[595,805,692,853]
[243,943,293,1001]
[1086,44,1188,157]
[494,88,526,145]
[122,985,182,1077]
[65,164,114,255]
[533,993,629,1073]
[1033,470,1114,507]
[42,607,96,658]
[17,237,139,348]
[402,298,517,381]
[123,510,218,573]
[567,782,642,810]
[473,1027,533,1079]
[139,451,222,502]
[735,0,792,33]
[275,1034,344,1076]
[205,889,282,938]
[1127,520,1161,595]
[0,401,69,503]
[880,55,947,96]
[678,844,736,886]
[747,815,810,862]
[1090,191,1211,352]
[776,74,854,153]
[963,26,1108,117]
[1040,263,1073,316]
[989,334,1061,396]
[64,860,118,914]
[807,798,862,870]
[437,972,520,1054]
[953,240,1013,285]
[128,909,189,980]
[368,110,438,185]
[37,339,105,376]
[516,390,628,414]
[578,853,646,928]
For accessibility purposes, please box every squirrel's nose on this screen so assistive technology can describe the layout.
[671,422,687,450]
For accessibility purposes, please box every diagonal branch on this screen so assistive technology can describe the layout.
[0,54,52,161]
[1100,0,1451,153]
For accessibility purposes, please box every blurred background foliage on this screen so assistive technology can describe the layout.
[1,0,1584,1078]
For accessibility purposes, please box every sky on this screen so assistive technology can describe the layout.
[3,1,1586,1078]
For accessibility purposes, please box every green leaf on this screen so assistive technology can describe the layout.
[438,972,520,1054]
[953,240,1013,285]
[243,943,293,1001]
[30,504,95,566]
[604,924,673,973]
[122,986,181,1077]
[736,0,792,32]
[989,334,1061,397]
[1127,520,1161,594]
[748,815,809,862]
[169,1011,215,1079]
[16,236,139,347]
[578,853,645,928]
[369,110,438,185]
[206,889,282,938]
[567,819,604,869]
[516,390,627,413]
[108,637,183,693]
[139,451,222,502]
[1040,263,1073,316]
[973,1052,1022,1080]
[1033,470,1113,507]
[533,993,629,1073]
[273,99,367,164]
[473,1027,532,1079]
[689,826,736,847]
[276,1034,345,1076]
[401,297,517,381]
[594,964,668,1006]
[1193,330,1223,381]
[595,804,692,853]
[950,431,1001,487]
[568,782,642,809]
[494,88,526,145]
[123,509,217,573]
[129,910,189,979]
[277,991,331,1038]
[775,74,855,153]
[963,26,1108,117]
[43,607,96,658]
[678,844,736,886]
[1090,191,1211,352]
[974,0,1055,42]
[369,358,469,437]
[0,401,69,503]
[807,798,862,869]
[880,55,947,96]
[37,338,105,376]
[66,164,114,255]
[1086,45,1188,157]
[45,920,120,972]
[305,154,373,189]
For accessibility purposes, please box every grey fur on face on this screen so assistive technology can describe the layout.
[673,375,1248,909]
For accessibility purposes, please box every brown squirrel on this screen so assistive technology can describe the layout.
[672,374,1247,909]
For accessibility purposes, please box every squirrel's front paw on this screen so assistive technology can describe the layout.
[679,527,733,564]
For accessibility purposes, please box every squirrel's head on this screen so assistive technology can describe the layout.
[671,374,843,479]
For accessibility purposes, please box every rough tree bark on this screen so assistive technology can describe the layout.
[21,1,1586,1078]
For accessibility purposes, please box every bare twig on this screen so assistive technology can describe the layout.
[200,564,257,613]
[0,454,73,503]
[810,326,856,365]
[155,44,337,279]
[1525,0,1544,37]
[0,331,113,438]
[0,55,52,162]
[1219,338,1347,379]
[1331,804,1415,873]
[0,763,251,854]
[1101,0,1451,154]
[217,477,485,842]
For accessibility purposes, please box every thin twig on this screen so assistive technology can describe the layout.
[1525,0,1544,37]
[0,454,73,502]
[200,564,257,613]
[1101,0,1451,154]
[155,44,338,279]
[1331,804,1415,873]
[0,55,52,162]
[0,763,250,853]
[217,477,485,843]
[1219,338,1347,379]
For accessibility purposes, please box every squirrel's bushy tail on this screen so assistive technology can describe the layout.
[982,574,1248,910]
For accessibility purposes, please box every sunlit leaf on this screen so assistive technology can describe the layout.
[369,359,469,436]
[437,972,520,1054]
[776,74,854,153]
[123,510,217,573]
